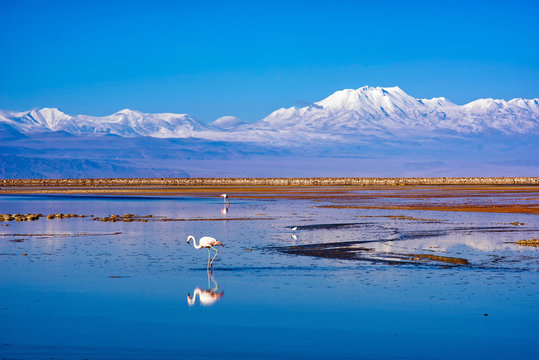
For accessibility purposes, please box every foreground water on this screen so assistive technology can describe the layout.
[1,193,538,359]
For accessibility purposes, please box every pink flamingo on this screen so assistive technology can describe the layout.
[187,235,224,268]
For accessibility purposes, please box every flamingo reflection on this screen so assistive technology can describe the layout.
[221,202,229,215]
[187,270,224,306]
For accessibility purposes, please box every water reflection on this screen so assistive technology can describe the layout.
[187,270,224,306]
[221,203,229,215]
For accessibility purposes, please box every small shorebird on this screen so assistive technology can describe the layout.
[291,226,298,231]
[187,235,224,268]
[220,193,230,204]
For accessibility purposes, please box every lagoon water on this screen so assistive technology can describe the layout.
[1,193,538,359]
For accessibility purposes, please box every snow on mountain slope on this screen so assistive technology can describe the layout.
[1,87,538,143]
[0,108,72,133]
[256,86,539,138]
[210,116,246,130]
[0,108,208,137]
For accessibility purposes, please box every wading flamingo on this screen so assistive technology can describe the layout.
[187,269,224,306]
[187,235,224,268]
[220,193,230,204]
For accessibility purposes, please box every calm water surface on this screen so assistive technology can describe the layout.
[1,194,538,359]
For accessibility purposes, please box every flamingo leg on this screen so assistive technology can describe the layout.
[209,245,219,267]
[207,248,211,269]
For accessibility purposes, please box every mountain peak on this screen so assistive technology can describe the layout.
[316,85,415,111]
[32,107,68,117]
[39,107,64,113]
[116,108,139,115]
[211,116,245,130]
[356,85,404,94]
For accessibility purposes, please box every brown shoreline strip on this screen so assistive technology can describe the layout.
[1,177,538,187]
[317,204,539,215]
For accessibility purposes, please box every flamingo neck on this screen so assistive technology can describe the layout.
[188,236,202,249]
[187,288,202,306]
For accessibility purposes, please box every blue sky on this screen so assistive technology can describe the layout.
[1,0,538,123]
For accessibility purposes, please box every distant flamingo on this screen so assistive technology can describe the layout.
[187,235,224,268]
[220,193,230,204]
[187,270,224,306]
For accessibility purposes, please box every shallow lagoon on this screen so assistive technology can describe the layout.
[1,192,538,359]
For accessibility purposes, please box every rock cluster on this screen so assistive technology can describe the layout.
[45,213,87,220]
[92,214,152,222]
[515,239,539,247]
[0,213,91,222]
[1,213,43,222]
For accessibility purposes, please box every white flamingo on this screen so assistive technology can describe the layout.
[220,193,230,204]
[187,235,224,268]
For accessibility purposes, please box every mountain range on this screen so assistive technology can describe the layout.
[2,86,538,141]
[1,86,538,178]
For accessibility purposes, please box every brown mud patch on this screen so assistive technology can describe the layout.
[515,239,539,247]
[357,215,443,221]
[410,254,469,265]
[91,214,277,222]
[318,203,539,215]
[276,242,470,267]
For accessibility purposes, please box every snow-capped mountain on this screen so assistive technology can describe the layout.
[2,86,538,179]
[0,108,208,137]
[1,86,538,144]
[254,86,539,138]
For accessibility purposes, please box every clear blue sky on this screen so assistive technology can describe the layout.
[1,0,538,123]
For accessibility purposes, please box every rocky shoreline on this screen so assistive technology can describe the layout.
[1,177,538,187]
